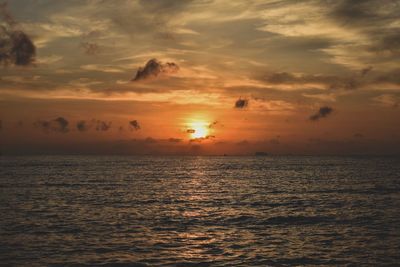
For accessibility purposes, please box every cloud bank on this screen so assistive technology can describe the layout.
[34,117,69,133]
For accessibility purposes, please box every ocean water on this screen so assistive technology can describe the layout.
[0,156,399,266]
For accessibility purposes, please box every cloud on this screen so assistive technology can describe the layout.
[262,72,361,90]
[0,119,2,130]
[54,117,69,132]
[265,72,306,84]
[76,120,91,132]
[129,120,140,130]
[208,121,218,128]
[80,42,100,55]
[373,69,400,85]
[329,0,375,24]
[0,3,35,66]
[132,58,179,81]
[186,129,195,133]
[34,117,69,133]
[76,119,115,132]
[329,78,359,91]
[361,66,373,76]
[95,120,112,131]
[235,98,248,108]
[373,94,399,108]
[373,32,400,55]
[309,106,334,121]
[327,0,400,58]
[190,135,215,142]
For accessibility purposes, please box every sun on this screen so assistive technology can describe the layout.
[188,121,209,139]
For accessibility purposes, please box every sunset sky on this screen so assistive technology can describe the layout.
[1,0,399,155]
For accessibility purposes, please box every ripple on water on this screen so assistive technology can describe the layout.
[1,156,400,266]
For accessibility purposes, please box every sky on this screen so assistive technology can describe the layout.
[0,0,399,155]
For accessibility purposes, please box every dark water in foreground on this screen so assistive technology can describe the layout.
[0,156,399,266]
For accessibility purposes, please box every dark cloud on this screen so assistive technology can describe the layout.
[208,121,218,128]
[129,120,140,130]
[309,106,334,121]
[186,129,195,133]
[361,66,373,76]
[235,98,248,108]
[55,117,69,132]
[34,117,69,133]
[76,120,90,132]
[190,135,215,142]
[329,0,400,56]
[132,58,179,81]
[95,120,112,131]
[330,0,377,24]
[80,42,100,55]
[0,119,2,130]
[0,27,36,66]
[0,3,35,66]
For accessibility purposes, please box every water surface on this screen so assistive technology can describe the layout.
[1,156,399,266]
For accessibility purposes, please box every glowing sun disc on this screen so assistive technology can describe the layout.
[189,121,209,138]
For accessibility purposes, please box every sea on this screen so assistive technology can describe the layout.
[0,156,399,266]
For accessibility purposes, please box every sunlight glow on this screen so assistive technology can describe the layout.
[188,121,209,139]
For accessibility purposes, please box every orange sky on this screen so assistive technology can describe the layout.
[1,0,400,155]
